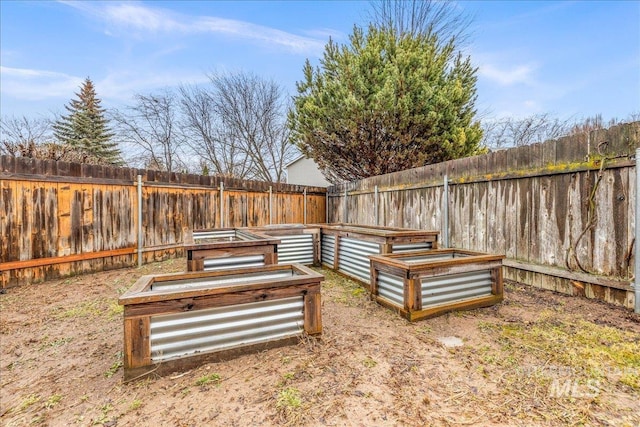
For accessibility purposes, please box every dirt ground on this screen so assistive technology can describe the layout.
[1,258,639,427]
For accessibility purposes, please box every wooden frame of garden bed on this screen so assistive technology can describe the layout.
[369,249,504,321]
[185,228,281,271]
[118,264,323,380]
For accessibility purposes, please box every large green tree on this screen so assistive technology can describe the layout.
[288,24,485,183]
[53,77,121,165]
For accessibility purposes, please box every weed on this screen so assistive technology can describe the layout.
[44,394,62,409]
[30,415,46,425]
[18,394,41,412]
[196,373,221,386]
[55,300,103,319]
[92,402,114,425]
[39,337,72,351]
[619,370,640,389]
[104,351,123,378]
[276,387,303,423]
[108,300,123,316]
[362,356,377,368]
[351,287,366,297]
[129,399,143,411]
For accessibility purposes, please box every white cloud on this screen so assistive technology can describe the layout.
[62,1,325,55]
[0,65,208,104]
[0,66,84,100]
[478,63,536,86]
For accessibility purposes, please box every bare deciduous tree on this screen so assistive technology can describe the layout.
[369,0,473,46]
[481,113,571,149]
[112,91,186,172]
[180,84,252,178]
[181,72,296,182]
[481,112,640,150]
[1,115,52,156]
[1,115,115,164]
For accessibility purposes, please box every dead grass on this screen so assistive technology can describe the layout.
[1,259,639,426]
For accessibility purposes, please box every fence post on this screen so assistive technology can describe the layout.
[325,191,329,223]
[137,175,143,268]
[219,181,224,228]
[343,188,348,223]
[269,186,273,225]
[442,174,449,248]
[303,188,307,224]
[374,185,379,226]
[635,148,640,313]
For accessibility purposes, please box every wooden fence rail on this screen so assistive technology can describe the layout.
[0,157,326,287]
[328,122,639,309]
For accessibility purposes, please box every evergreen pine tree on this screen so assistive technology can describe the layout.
[288,25,485,183]
[53,77,121,165]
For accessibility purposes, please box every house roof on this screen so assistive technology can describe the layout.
[285,154,306,168]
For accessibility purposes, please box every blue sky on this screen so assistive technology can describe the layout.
[1,1,638,122]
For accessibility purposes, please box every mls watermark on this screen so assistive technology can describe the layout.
[517,365,639,399]
[548,378,600,398]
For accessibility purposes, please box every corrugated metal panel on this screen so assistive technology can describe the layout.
[321,234,335,267]
[194,230,237,240]
[150,297,304,362]
[277,234,314,265]
[422,270,493,307]
[151,270,295,292]
[338,237,380,283]
[202,255,265,271]
[392,242,433,253]
[377,272,404,307]
[398,252,472,264]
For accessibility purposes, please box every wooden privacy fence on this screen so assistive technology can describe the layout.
[328,122,639,309]
[0,156,326,287]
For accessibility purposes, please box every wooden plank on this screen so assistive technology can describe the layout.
[628,164,635,280]
[515,178,531,261]
[404,277,421,311]
[123,316,151,369]
[473,182,487,252]
[528,177,541,263]
[303,292,322,335]
[0,247,136,270]
[122,281,321,317]
[503,259,633,290]
[604,168,629,277]
[0,178,17,262]
[407,294,503,321]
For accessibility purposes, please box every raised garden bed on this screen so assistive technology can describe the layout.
[245,224,321,266]
[185,228,281,271]
[118,264,323,380]
[369,249,504,321]
[320,223,439,284]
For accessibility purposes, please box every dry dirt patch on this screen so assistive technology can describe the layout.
[1,259,639,426]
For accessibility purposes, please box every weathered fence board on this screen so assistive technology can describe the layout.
[328,122,639,308]
[0,157,326,287]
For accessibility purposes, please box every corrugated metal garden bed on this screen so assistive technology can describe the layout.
[185,228,281,272]
[245,224,322,266]
[118,263,323,380]
[370,249,505,321]
[320,223,440,284]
